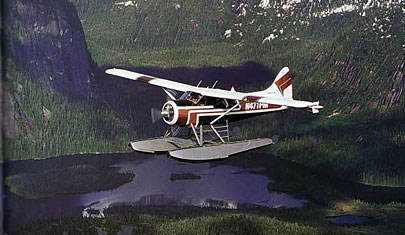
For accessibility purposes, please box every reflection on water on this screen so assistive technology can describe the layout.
[81,156,306,212]
[4,153,306,232]
[326,215,371,225]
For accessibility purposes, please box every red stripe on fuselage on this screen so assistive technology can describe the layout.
[176,103,282,126]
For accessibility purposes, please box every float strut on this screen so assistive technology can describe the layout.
[190,123,202,146]
[210,125,226,143]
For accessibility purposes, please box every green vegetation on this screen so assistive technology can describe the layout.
[269,109,405,186]
[233,108,405,187]
[12,153,405,234]
[73,0,405,186]
[325,200,405,234]
[3,61,136,161]
[18,212,346,235]
[213,153,405,234]
[151,214,332,235]
[170,172,201,181]
[5,1,405,234]
[78,0,404,76]
[7,0,404,190]
[16,200,405,235]
[5,164,134,199]
[79,0,327,69]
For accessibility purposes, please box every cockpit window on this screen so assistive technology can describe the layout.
[179,91,236,108]
[184,92,203,104]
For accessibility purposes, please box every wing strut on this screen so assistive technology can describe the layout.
[210,101,240,125]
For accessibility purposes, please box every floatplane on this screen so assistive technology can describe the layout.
[106,67,323,161]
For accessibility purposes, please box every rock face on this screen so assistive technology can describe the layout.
[383,59,405,107]
[2,84,20,139]
[332,58,363,88]
[3,0,96,98]
[329,57,405,112]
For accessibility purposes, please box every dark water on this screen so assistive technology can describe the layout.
[326,215,371,225]
[4,153,306,233]
[5,151,405,233]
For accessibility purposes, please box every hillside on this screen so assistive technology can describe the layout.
[2,0,135,161]
[3,2,405,234]
[74,0,405,186]
[3,0,98,98]
[3,62,134,161]
[80,0,404,119]
[3,0,405,186]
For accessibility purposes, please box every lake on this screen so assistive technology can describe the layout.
[3,152,307,233]
[5,151,405,234]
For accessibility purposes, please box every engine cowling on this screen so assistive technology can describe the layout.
[161,101,179,125]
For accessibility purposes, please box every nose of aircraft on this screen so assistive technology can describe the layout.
[161,101,177,125]
[161,109,170,117]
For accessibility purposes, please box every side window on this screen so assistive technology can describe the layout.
[199,96,208,105]
[186,92,203,104]
[212,98,230,108]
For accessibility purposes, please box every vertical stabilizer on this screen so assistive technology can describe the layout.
[263,67,292,99]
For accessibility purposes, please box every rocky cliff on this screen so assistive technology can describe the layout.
[383,59,405,108]
[3,0,96,98]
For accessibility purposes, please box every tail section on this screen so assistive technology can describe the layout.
[263,67,292,99]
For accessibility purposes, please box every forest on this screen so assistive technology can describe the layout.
[5,0,404,187]
[3,1,405,234]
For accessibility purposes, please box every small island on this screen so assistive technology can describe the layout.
[5,165,135,199]
[170,172,201,181]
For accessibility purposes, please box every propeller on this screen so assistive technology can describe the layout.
[151,108,162,123]
[151,88,179,124]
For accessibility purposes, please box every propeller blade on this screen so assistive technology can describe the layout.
[151,108,162,123]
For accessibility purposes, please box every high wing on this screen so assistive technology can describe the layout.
[105,68,246,100]
[106,68,196,93]
[105,68,322,112]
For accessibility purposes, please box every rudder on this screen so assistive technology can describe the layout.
[263,67,292,99]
